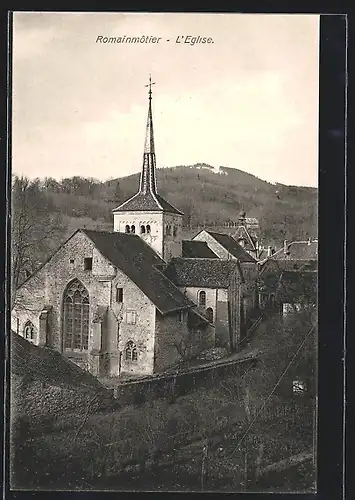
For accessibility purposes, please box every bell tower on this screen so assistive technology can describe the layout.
[112,76,184,262]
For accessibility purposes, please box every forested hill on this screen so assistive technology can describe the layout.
[13,162,318,250]
[108,164,318,241]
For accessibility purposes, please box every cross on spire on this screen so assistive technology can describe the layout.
[145,74,155,100]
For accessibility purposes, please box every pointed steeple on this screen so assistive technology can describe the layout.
[112,76,183,215]
[140,75,158,194]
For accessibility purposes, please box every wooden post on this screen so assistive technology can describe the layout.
[255,442,264,483]
[244,450,248,491]
[201,440,208,491]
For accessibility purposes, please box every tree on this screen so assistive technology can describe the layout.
[11,176,64,307]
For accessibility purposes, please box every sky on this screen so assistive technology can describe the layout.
[12,12,320,187]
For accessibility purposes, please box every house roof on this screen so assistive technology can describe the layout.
[277,271,317,302]
[163,258,241,288]
[11,331,107,391]
[82,229,194,314]
[182,240,218,259]
[205,231,257,262]
[112,192,183,215]
[273,240,318,261]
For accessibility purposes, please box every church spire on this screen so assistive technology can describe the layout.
[139,74,158,194]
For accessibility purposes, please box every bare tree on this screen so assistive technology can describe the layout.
[11,176,64,307]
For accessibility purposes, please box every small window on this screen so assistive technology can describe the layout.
[166,225,171,235]
[125,341,138,362]
[178,310,185,322]
[116,287,123,303]
[173,226,177,237]
[293,379,306,395]
[70,258,74,264]
[131,225,135,234]
[24,321,35,341]
[206,307,214,324]
[198,290,206,308]
[126,310,137,324]
[84,257,92,270]
[140,225,146,234]
[125,225,130,233]
[146,225,151,234]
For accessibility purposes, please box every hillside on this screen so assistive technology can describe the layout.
[41,163,317,240]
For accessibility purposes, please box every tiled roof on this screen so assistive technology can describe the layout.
[273,240,318,261]
[82,230,194,314]
[206,231,257,262]
[11,331,106,390]
[277,271,317,302]
[234,226,257,251]
[112,192,183,215]
[164,258,240,288]
[182,240,218,259]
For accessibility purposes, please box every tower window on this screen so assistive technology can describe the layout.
[173,226,177,236]
[206,307,214,324]
[125,341,138,362]
[84,257,92,270]
[146,225,151,234]
[116,287,123,303]
[198,290,206,308]
[125,225,130,233]
[166,225,171,235]
[24,321,35,342]
[131,225,135,234]
[140,225,146,234]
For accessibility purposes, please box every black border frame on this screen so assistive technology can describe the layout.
[1,8,347,500]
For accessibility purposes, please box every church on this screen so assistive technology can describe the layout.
[11,78,259,379]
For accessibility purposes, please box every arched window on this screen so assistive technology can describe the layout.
[198,290,206,308]
[131,225,135,234]
[206,307,214,323]
[24,321,35,341]
[146,225,151,234]
[125,225,130,233]
[173,226,177,236]
[125,341,138,362]
[140,225,146,234]
[166,225,171,235]
[63,279,89,351]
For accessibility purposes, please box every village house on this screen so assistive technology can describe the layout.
[257,239,318,314]
[11,78,259,379]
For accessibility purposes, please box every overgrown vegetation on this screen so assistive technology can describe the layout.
[11,311,316,492]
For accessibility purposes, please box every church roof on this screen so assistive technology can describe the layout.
[112,76,183,216]
[182,240,219,259]
[113,192,183,215]
[203,231,257,263]
[82,229,194,314]
[163,258,242,288]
